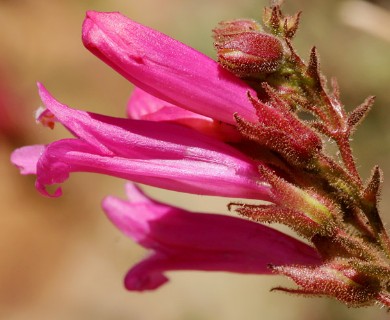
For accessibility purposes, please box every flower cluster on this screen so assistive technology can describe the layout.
[11,4,390,308]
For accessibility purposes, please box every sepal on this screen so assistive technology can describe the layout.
[263,5,301,39]
[230,165,337,238]
[258,165,337,234]
[348,96,375,134]
[363,166,383,205]
[235,87,322,167]
[231,203,326,238]
[305,47,323,89]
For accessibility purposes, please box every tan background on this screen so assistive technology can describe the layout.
[1,0,390,319]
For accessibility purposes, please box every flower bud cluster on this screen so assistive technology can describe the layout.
[218,3,390,309]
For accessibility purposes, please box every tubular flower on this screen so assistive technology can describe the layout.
[82,10,258,125]
[102,183,320,291]
[11,83,271,200]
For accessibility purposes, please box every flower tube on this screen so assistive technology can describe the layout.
[11,84,271,200]
[103,183,321,291]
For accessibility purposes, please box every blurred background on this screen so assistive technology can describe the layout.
[1,0,390,319]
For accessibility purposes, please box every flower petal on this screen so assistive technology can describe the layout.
[102,183,321,291]
[127,87,207,122]
[10,145,45,175]
[82,11,258,124]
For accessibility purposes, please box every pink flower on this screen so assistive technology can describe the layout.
[11,84,271,200]
[82,11,258,125]
[103,183,321,291]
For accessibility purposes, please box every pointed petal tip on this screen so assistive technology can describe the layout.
[84,10,109,23]
[103,195,135,221]
[85,10,118,19]
[101,184,150,213]
[36,81,44,89]
[85,10,98,17]
[83,10,122,32]
[35,84,72,120]
[102,195,155,244]
[82,11,101,46]
[101,196,126,221]
[36,82,51,104]
[101,195,117,210]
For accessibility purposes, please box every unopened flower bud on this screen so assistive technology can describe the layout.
[213,20,284,77]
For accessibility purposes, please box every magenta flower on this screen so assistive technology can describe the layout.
[103,183,320,291]
[11,83,271,199]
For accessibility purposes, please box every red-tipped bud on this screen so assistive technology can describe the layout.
[213,19,284,77]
